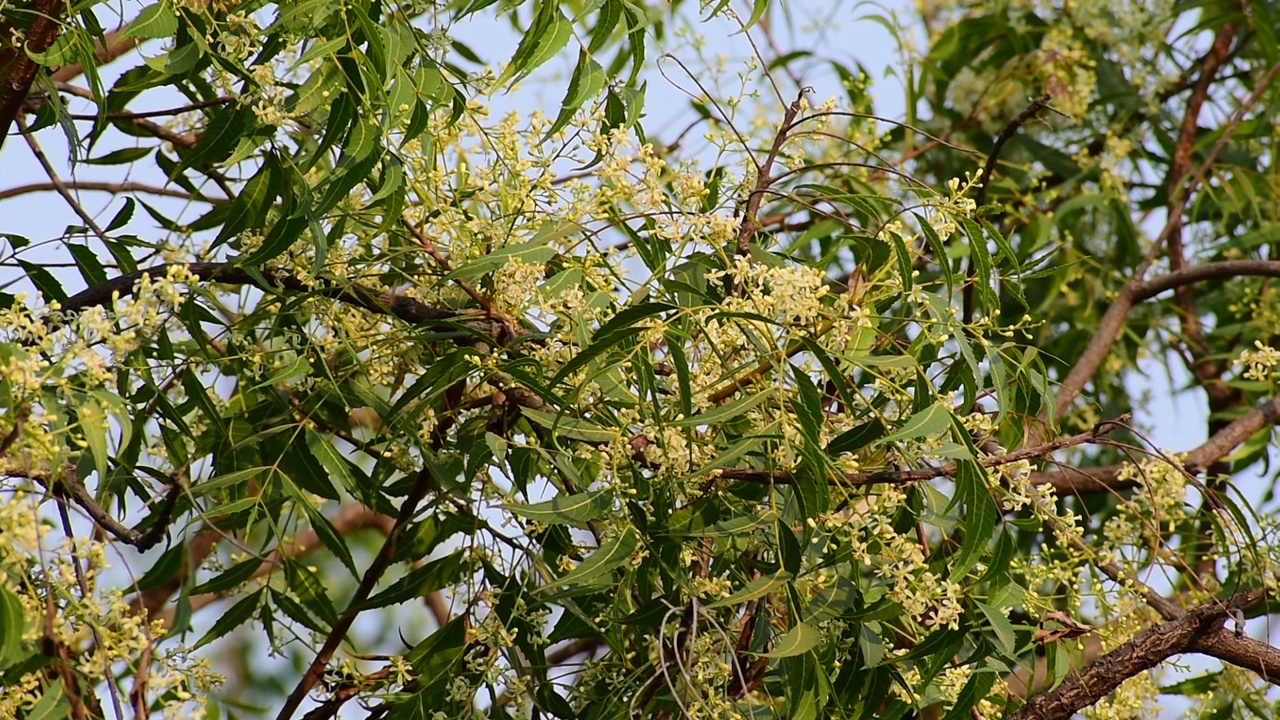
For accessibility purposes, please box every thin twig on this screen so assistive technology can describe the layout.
[15,115,110,242]
[736,88,810,257]
[963,93,1053,323]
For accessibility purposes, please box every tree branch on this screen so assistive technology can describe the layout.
[59,262,492,330]
[0,180,224,203]
[276,464,441,720]
[0,0,63,151]
[1027,393,1280,493]
[1051,59,1280,422]
[1011,592,1261,720]
[737,88,808,256]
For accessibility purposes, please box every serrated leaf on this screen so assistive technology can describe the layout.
[552,302,674,387]
[188,557,264,596]
[496,1,573,88]
[122,2,179,40]
[195,589,263,648]
[950,460,999,576]
[521,407,615,443]
[294,36,347,69]
[545,49,606,139]
[977,600,1017,656]
[359,551,468,610]
[671,389,774,427]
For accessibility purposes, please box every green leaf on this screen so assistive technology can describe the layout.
[671,508,778,537]
[448,233,562,283]
[294,36,347,68]
[950,460,999,576]
[188,557,264,596]
[0,586,25,668]
[552,302,674,387]
[408,614,466,677]
[85,146,153,165]
[495,0,573,88]
[976,601,1017,656]
[875,402,952,446]
[77,395,110,481]
[26,679,70,720]
[521,407,615,443]
[122,2,179,40]
[760,621,822,658]
[504,489,615,526]
[671,388,774,427]
[358,551,468,610]
[545,48,606,140]
[543,528,638,590]
[942,669,997,720]
[705,570,792,609]
[306,428,360,496]
[299,502,360,577]
[195,589,263,649]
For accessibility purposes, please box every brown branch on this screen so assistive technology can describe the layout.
[0,0,64,152]
[276,464,442,720]
[69,96,233,121]
[1026,392,1280,494]
[1164,21,1236,388]
[1011,592,1261,720]
[737,88,809,256]
[1028,465,1136,495]
[300,666,393,720]
[1131,261,1280,302]
[0,180,224,203]
[11,463,181,552]
[399,217,518,333]
[1191,627,1280,685]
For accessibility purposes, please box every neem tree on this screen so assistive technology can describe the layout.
[2,0,1280,717]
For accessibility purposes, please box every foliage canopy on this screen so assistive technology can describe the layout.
[2,0,1280,718]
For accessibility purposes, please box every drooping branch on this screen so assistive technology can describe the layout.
[10,463,180,552]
